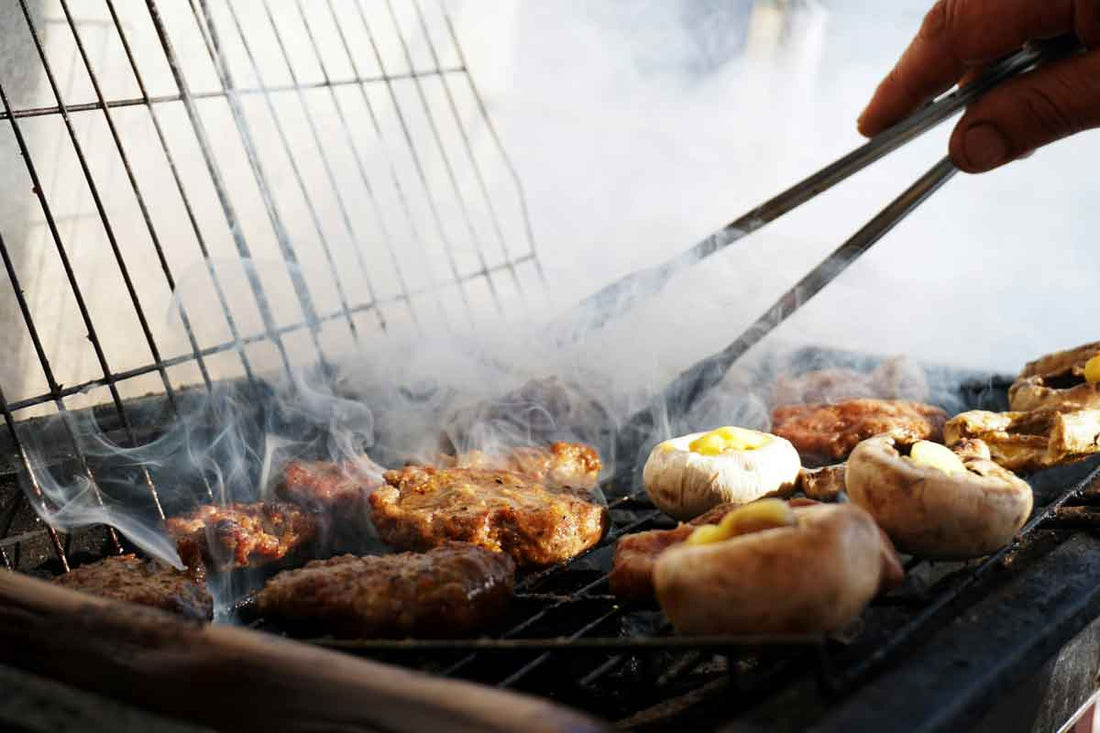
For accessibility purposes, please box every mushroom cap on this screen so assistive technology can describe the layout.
[653,503,890,635]
[846,434,1033,559]
[1009,341,1100,411]
[643,431,801,521]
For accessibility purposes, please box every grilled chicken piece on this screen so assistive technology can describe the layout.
[256,542,515,638]
[441,441,601,490]
[166,502,319,571]
[771,356,930,406]
[370,466,608,567]
[1009,341,1100,411]
[54,554,213,621]
[797,464,847,502]
[771,399,947,463]
[945,407,1100,473]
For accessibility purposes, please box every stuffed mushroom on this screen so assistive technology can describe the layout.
[1009,341,1100,411]
[653,499,902,635]
[643,427,801,521]
[846,435,1033,559]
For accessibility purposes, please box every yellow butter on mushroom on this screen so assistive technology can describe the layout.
[685,498,796,545]
[1085,354,1100,384]
[688,426,772,455]
[908,440,966,475]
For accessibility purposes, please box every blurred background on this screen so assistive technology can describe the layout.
[1,0,1097,420]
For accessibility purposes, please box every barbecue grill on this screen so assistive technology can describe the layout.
[3,2,1100,732]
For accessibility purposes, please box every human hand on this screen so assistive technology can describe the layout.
[857,0,1100,173]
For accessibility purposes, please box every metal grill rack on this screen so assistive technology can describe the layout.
[0,0,542,570]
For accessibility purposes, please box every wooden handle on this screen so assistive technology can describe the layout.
[0,570,606,733]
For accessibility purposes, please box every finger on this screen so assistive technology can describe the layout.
[948,48,1100,172]
[857,0,1100,137]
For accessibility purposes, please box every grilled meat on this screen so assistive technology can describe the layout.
[609,502,739,601]
[1009,341,1100,411]
[797,464,847,502]
[771,399,946,463]
[256,542,514,638]
[442,441,601,490]
[166,502,319,571]
[278,458,384,514]
[54,554,213,621]
[945,407,1100,473]
[370,466,608,567]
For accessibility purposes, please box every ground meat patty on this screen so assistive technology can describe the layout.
[255,542,515,638]
[370,466,608,567]
[166,502,319,571]
[278,459,384,513]
[54,554,213,621]
[771,399,947,462]
[439,441,601,490]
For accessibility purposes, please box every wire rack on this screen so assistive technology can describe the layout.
[0,0,543,570]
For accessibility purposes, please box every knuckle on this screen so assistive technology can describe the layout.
[918,0,950,41]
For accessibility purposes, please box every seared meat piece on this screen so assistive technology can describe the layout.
[278,458,383,515]
[54,554,212,621]
[771,399,946,463]
[166,502,319,571]
[609,502,739,601]
[945,407,1100,473]
[256,542,514,638]
[797,464,847,502]
[771,356,929,406]
[442,441,601,489]
[370,466,608,567]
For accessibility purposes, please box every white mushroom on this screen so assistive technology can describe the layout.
[642,427,801,521]
[846,435,1033,559]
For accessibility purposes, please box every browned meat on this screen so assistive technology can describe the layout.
[278,459,383,514]
[54,554,213,621]
[797,464,847,502]
[771,399,947,462]
[166,502,319,571]
[370,466,608,567]
[608,502,740,601]
[442,441,601,490]
[255,542,515,638]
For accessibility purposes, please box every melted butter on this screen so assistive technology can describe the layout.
[908,440,966,474]
[685,499,796,545]
[688,426,772,455]
[1085,354,1100,384]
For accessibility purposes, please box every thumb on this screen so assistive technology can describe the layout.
[949,49,1100,173]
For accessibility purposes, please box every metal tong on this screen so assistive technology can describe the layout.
[594,35,1082,476]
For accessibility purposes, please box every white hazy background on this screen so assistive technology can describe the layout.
[1,0,1097,420]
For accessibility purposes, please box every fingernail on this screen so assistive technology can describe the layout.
[961,123,1010,171]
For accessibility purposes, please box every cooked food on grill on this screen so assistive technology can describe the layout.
[944,407,1100,473]
[608,501,740,602]
[846,436,1033,559]
[771,399,947,463]
[370,466,609,567]
[441,441,601,489]
[255,542,515,638]
[53,554,213,621]
[654,500,903,635]
[166,502,320,571]
[1009,341,1100,411]
[797,463,847,502]
[278,457,385,513]
[771,355,930,406]
[643,426,801,521]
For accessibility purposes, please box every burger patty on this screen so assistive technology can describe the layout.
[443,441,601,490]
[370,466,609,567]
[166,502,319,571]
[255,542,515,638]
[771,399,947,462]
[53,554,213,621]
